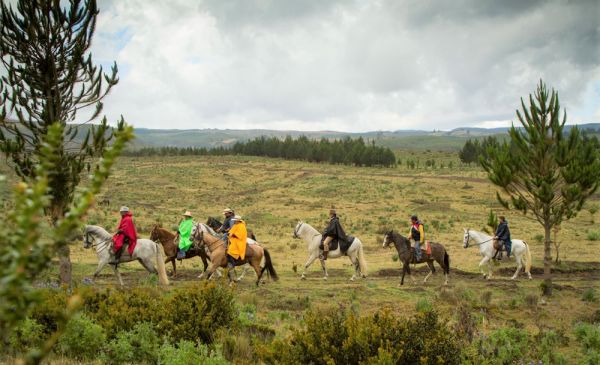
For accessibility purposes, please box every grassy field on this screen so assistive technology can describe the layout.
[2,153,600,362]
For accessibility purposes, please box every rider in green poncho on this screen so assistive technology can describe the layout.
[177,211,194,259]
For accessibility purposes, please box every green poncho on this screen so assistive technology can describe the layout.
[178,218,194,251]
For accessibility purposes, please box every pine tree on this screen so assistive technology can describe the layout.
[0,0,129,285]
[481,80,600,295]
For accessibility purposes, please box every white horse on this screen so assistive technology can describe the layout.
[83,225,169,286]
[293,221,367,281]
[463,228,532,280]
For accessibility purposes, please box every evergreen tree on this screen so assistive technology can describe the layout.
[481,81,600,295]
[0,0,129,285]
[459,139,479,165]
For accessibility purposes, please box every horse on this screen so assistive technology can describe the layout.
[382,230,449,285]
[191,223,278,286]
[83,225,169,286]
[463,228,532,280]
[149,224,210,278]
[293,221,367,281]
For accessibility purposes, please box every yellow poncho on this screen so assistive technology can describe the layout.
[228,220,248,260]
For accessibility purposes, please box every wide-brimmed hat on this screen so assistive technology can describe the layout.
[182,211,193,217]
[233,215,242,220]
[223,208,234,214]
[119,206,129,212]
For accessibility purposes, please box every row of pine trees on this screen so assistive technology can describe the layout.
[125,135,398,167]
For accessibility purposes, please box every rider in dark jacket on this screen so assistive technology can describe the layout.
[321,209,348,260]
[494,216,512,259]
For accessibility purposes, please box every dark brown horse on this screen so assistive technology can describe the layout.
[149,225,210,278]
[382,230,449,285]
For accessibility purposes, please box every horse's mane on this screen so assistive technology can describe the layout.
[84,225,112,239]
[298,221,320,235]
[206,217,222,230]
[388,230,410,249]
[196,222,218,237]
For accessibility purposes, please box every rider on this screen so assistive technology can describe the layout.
[226,215,248,281]
[408,215,425,261]
[216,208,235,250]
[494,215,512,260]
[112,206,137,268]
[321,208,348,260]
[177,211,194,260]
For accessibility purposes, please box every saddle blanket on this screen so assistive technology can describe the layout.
[319,236,355,254]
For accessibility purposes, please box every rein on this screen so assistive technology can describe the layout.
[86,233,112,253]
[294,222,321,240]
[465,231,494,247]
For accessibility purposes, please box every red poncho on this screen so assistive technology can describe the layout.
[113,212,137,255]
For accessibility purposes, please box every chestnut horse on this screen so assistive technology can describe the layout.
[191,223,278,286]
[149,225,210,278]
[382,230,449,285]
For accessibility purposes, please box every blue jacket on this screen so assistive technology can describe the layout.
[495,221,511,243]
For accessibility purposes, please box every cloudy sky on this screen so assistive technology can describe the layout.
[89,0,600,132]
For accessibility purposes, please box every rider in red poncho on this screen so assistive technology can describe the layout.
[112,206,137,267]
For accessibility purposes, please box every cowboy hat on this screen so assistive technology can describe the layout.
[119,206,129,212]
[182,211,193,217]
[233,215,242,220]
[223,208,234,214]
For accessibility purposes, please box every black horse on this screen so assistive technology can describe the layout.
[382,230,449,285]
[206,216,257,241]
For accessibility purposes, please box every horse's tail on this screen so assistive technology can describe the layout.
[524,241,532,274]
[262,248,279,281]
[358,243,368,277]
[155,243,170,286]
[443,250,450,275]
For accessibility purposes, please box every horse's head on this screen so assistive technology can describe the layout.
[293,221,304,239]
[463,228,471,248]
[149,225,160,241]
[206,217,221,231]
[83,226,93,249]
[191,223,204,245]
[382,230,394,248]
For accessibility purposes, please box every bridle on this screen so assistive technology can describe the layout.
[293,222,303,238]
[463,229,493,248]
[84,232,112,253]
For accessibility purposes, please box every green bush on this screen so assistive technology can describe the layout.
[582,288,598,303]
[534,330,568,365]
[415,298,433,313]
[473,327,529,364]
[7,318,46,355]
[56,314,105,360]
[160,283,236,344]
[158,340,229,365]
[259,308,461,364]
[587,230,600,241]
[101,322,161,365]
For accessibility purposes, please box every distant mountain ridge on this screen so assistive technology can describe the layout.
[130,123,600,151]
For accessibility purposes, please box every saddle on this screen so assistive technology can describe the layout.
[319,236,355,255]
[493,239,506,251]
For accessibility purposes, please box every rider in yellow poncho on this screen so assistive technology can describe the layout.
[227,215,247,262]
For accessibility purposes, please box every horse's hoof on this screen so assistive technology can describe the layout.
[350,277,355,281]
[323,276,328,281]
[300,275,306,280]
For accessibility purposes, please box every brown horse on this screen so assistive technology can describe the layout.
[191,223,278,286]
[382,230,449,285]
[149,225,210,278]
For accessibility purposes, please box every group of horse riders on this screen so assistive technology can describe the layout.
[112,205,513,270]
[112,206,249,271]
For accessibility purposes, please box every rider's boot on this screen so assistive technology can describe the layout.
[114,247,123,269]
[177,248,186,260]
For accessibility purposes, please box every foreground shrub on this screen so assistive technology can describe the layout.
[575,323,600,361]
[259,308,461,364]
[160,283,236,343]
[56,314,105,360]
[7,318,46,355]
[477,327,528,364]
[158,340,229,365]
[101,322,161,365]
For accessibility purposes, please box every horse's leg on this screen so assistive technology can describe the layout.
[113,265,124,287]
[511,255,522,280]
[236,264,250,282]
[423,260,435,283]
[92,260,108,279]
[319,257,328,280]
[400,261,407,285]
[251,260,263,287]
[348,253,358,281]
[479,256,490,279]
[301,253,319,280]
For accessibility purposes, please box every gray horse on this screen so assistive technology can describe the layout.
[83,225,169,286]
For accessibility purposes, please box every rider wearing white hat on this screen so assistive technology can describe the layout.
[177,210,194,259]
